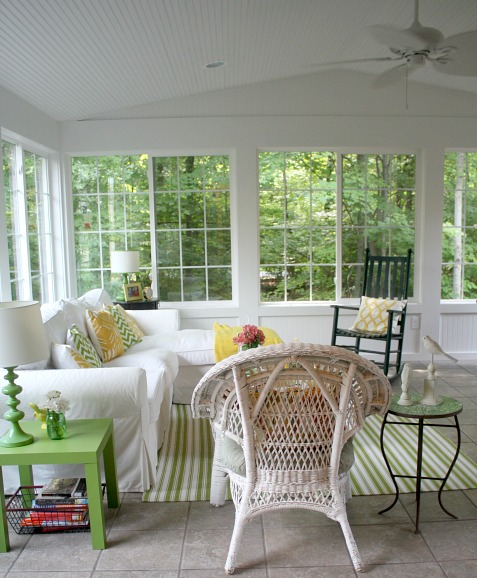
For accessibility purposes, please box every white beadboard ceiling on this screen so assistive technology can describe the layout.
[1,0,477,122]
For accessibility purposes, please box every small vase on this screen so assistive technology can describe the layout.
[46,410,67,440]
[240,343,259,352]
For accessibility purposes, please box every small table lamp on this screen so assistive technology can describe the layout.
[111,250,140,284]
[0,301,48,447]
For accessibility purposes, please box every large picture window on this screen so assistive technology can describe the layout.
[442,151,477,299]
[2,137,54,302]
[71,155,150,297]
[259,151,415,302]
[72,154,232,302]
[153,155,231,302]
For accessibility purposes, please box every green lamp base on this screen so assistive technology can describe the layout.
[0,367,34,447]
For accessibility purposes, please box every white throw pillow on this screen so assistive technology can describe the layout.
[349,296,406,334]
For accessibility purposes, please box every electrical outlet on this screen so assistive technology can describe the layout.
[411,316,420,330]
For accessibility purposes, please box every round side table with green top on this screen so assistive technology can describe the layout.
[378,394,463,534]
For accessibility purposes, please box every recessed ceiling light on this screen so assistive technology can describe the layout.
[204,60,226,69]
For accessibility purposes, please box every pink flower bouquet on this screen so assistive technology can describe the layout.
[233,324,266,350]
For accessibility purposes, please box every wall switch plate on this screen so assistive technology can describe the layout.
[411,316,420,330]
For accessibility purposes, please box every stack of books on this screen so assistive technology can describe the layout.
[21,477,89,530]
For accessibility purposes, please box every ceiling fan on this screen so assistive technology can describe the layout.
[318,0,477,89]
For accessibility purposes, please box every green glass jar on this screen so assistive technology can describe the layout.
[46,410,67,440]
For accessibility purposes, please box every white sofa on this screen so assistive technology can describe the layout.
[0,289,215,493]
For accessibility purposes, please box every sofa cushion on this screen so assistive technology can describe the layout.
[131,330,215,366]
[52,344,94,369]
[61,299,91,336]
[67,324,103,368]
[105,347,179,422]
[86,309,125,362]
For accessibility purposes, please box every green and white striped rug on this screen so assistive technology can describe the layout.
[143,404,477,502]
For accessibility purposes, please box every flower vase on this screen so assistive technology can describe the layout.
[46,410,67,440]
[239,343,259,352]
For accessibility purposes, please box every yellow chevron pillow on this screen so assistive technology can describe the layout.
[350,296,405,334]
[86,309,125,362]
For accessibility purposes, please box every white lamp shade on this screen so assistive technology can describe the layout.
[110,251,140,274]
[0,301,49,368]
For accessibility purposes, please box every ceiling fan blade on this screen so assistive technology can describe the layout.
[371,62,423,88]
[436,30,477,76]
[308,57,396,68]
[368,24,428,49]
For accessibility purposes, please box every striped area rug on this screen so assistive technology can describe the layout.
[143,404,477,502]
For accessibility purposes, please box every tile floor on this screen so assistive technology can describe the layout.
[2,360,477,577]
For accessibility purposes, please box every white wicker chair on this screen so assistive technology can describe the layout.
[191,342,392,574]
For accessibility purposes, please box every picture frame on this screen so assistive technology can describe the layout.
[123,282,143,302]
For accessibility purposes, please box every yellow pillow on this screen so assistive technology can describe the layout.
[213,322,283,362]
[349,296,406,334]
[86,309,125,362]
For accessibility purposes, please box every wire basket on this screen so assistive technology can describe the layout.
[6,486,91,534]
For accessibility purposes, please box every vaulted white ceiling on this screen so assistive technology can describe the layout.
[1,0,477,122]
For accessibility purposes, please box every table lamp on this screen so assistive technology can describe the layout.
[0,301,48,447]
[110,250,140,286]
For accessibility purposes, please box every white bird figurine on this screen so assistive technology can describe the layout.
[422,335,458,364]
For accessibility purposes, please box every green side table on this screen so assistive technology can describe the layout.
[0,418,119,551]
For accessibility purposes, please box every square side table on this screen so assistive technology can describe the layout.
[0,418,119,551]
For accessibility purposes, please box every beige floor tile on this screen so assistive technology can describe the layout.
[353,524,435,566]
[183,525,265,571]
[419,519,477,561]
[439,560,477,577]
[9,532,100,572]
[96,529,184,572]
[111,500,189,531]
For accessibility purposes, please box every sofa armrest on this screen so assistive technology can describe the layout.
[127,308,180,335]
[15,367,149,421]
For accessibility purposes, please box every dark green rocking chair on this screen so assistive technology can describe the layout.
[330,249,413,378]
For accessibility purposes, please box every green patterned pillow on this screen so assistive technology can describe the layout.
[66,324,103,368]
[106,305,142,350]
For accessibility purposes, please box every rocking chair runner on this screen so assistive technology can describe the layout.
[330,249,413,377]
[192,342,392,574]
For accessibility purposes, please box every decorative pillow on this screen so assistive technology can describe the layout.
[66,324,103,368]
[115,305,144,341]
[349,296,406,334]
[52,344,94,369]
[86,309,125,362]
[213,323,283,362]
[104,305,142,350]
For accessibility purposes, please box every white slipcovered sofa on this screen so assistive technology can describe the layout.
[1,289,215,493]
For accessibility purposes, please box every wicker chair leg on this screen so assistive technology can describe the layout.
[224,516,246,575]
[338,516,363,572]
[210,466,228,506]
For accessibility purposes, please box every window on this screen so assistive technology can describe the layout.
[259,151,415,302]
[442,151,477,299]
[153,155,231,302]
[72,154,232,302]
[71,155,150,297]
[2,137,54,302]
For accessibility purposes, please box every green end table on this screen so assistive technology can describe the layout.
[0,418,119,551]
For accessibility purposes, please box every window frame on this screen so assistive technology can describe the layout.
[258,148,418,305]
[1,130,57,303]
